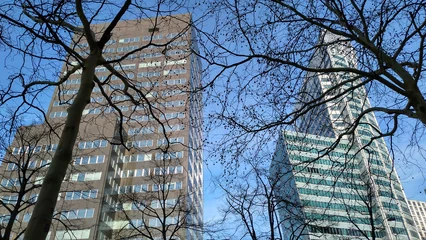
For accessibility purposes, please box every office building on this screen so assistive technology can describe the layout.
[0,14,203,240]
[408,200,426,240]
[271,32,420,240]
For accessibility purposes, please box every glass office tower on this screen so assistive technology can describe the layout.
[271,32,419,240]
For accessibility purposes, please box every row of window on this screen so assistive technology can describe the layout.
[309,225,377,238]
[289,154,357,169]
[295,176,366,191]
[6,159,50,171]
[60,208,95,220]
[55,229,90,240]
[125,140,153,148]
[1,178,20,187]
[1,195,18,204]
[53,97,103,107]
[302,199,369,213]
[50,111,68,118]
[12,144,58,155]
[70,172,102,182]
[155,151,184,160]
[306,212,371,225]
[298,187,365,201]
[74,155,105,165]
[128,127,154,135]
[117,184,148,194]
[54,94,185,114]
[119,168,150,178]
[120,153,152,163]
[287,144,354,158]
[293,165,361,179]
[77,140,108,149]
[154,166,184,175]
[115,181,183,194]
[65,190,98,200]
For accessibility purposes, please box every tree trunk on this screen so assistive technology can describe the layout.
[24,54,97,240]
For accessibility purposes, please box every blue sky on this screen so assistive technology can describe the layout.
[0,2,425,236]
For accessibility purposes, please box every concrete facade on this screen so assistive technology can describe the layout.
[0,14,203,240]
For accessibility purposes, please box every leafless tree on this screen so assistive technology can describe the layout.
[0,117,54,239]
[199,0,426,168]
[109,151,203,240]
[0,1,201,239]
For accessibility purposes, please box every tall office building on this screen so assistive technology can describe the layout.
[271,32,420,239]
[408,200,426,240]
[0,14,203,240]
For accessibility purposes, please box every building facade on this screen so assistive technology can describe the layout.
[271,32,420,240]
[408,200,426,240]
[0,14,203,240]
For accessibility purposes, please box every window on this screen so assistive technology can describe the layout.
[117,45,139,52]
[137,71,161,78]
[126,140,153,148]
[53,99,74,106]
[165,49,186,56]
[135,81,159,89]
[121,154,151,162]
[161,89,185,97]
[40,159,51,167]
[140,52,162,58]
[1,195,18,204]
[128,127,154,135]
[119,37,140,43]
[55,229,91,240]
[152,182,182,191]
[159,100,185,108]
[157,137,184,146]
[50,111,68,118]
[95,67,107,73]
[166,33,179,38]
[149,216,177,227]
[114,64,136,70]
[23,213,32,222]
[90,97,103,103]
[164,59,187,66]
[61,209,94,220]
[102,48,115,53]
[1,178,19,187]
[74,155,105,165]
[65,190,98,201]
[163,69,186,76]
[78,140,108,149]
[158,124,185,133]
[130,219,144,228]
[139,61,161,68]
[70,172,102,182]
[154,166,184,175]
[7,163,17,171]
[159,112,185,120]
[163,78,186,85]
[142,34,162,40]
[118,184,148,194]
[155,151,183,160]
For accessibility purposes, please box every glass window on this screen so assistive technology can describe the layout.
[77,209,86,218]
[89,156,97,164]
[65,192,73,200]
[77,173,85,182]
[68,211,77,219]
[86,208,94,218]
[90,190,98,199]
